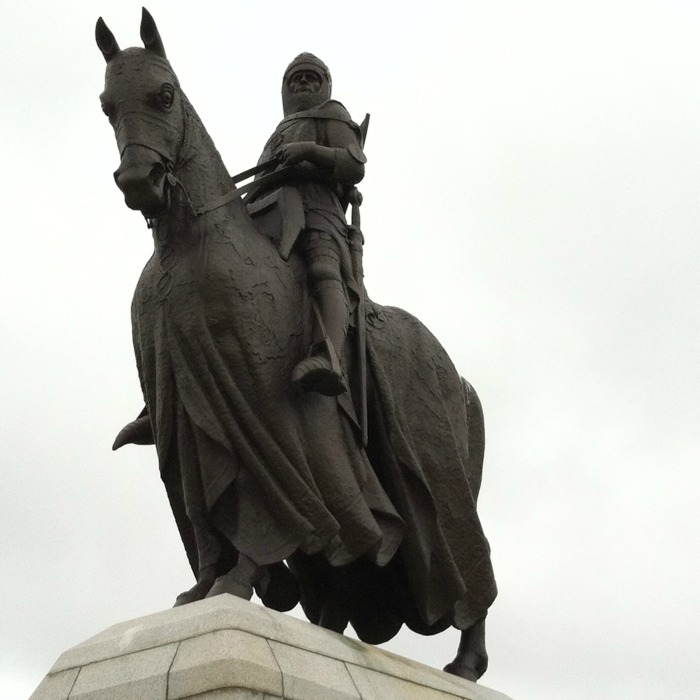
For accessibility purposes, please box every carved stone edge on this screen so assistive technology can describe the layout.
[31,594,512,700]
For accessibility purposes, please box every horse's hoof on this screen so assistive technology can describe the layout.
[205,571,254,600]
[443,661,478,682]
[292,356,346,396]
[173,577,216,607]
[173,591,196,607]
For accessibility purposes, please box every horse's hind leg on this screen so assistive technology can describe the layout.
[255,561,300,612]
[204,555,300,612]
[443,616,488,681]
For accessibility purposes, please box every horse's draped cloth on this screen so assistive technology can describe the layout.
[132,202,496,634]
[129,101,495,641]
[133,210,405,573]
[363,305,497,629]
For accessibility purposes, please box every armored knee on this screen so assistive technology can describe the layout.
[308,260,343,286]
[303,230,343,286]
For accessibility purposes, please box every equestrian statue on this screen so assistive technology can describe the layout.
[96,8,497,682]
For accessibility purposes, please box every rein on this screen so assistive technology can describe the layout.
[146,156,295,228]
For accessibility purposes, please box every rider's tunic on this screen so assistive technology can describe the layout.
[253,100,365,282]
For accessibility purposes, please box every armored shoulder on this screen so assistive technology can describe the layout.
[319,99,354,121]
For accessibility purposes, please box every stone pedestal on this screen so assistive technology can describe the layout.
[31,595,512,700]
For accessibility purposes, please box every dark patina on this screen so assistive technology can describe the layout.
[97,9,496,681]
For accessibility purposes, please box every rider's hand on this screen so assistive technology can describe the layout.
[278,142,315,166]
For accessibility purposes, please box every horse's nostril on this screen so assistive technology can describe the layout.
[112,159,167,214]
[149,162,166,186]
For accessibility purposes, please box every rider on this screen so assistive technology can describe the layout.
[250,53,367,396]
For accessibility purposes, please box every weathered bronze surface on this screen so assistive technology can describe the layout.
[97,9,496,681]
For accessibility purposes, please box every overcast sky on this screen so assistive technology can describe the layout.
[1,1,699,698]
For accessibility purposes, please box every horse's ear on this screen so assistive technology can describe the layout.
[140,7,167,58]
[95,17,120,62]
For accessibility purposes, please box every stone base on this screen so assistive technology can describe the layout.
[31,595,512,700]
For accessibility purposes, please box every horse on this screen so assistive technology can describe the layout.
[96,8,496,682]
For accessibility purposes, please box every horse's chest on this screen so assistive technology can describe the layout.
[133,246,249,340]
[135,252,192,310]
[132,234,307,382]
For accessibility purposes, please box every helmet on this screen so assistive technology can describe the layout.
[282,53,332,115]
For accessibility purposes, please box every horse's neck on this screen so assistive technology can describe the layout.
[153,96,260,257]
[174,97,233,213]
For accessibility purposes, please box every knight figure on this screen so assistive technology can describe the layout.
[247,53,367,396]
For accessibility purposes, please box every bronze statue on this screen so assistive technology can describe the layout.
[250,52,367,397]
[97,9,497,682]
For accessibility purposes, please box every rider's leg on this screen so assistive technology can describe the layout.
[292,230,349,396]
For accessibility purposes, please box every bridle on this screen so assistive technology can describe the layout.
[145,154,293,228]
[115,99,292,228]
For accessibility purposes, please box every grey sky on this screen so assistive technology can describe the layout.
[1,1,698,698]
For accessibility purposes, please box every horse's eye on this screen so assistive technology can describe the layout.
[159,86,174,110]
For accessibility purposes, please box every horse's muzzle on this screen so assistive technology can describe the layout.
[114,159,167,217]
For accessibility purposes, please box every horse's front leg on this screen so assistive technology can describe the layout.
[205,556,300,612]
[173,564,217,606]
[173,503,221,607]
[443,615,488,681]
[205,554,260,600]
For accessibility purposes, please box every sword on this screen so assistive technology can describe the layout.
[348,187,368,447]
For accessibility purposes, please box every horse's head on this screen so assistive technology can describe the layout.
[96,9,184,218]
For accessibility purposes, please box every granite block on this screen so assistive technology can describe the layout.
[32,596,512,700]
[29,668,80,700]
[68,643,178,700]
[168,629,282,699]
[268,640,360,699]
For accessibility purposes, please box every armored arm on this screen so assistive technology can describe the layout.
[277,102,367,185]
[278,142,365,184]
